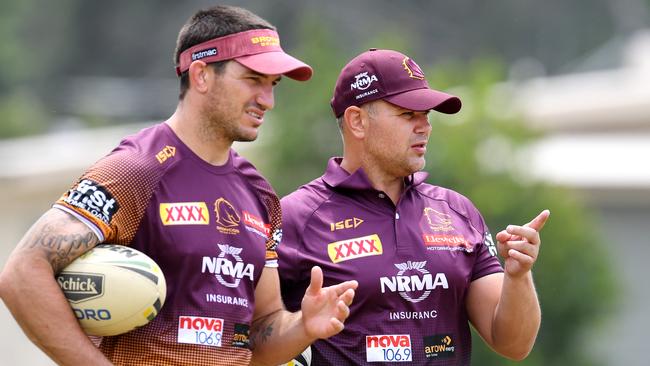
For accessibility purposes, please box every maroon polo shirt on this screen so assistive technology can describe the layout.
[279,157,503,365]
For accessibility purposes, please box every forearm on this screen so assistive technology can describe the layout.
[249,309,313,366]
[0,253,112,365]
[491,272,540,360]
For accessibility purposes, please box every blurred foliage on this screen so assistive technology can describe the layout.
[0,0,48,138]
[1,0,644,139]
[266,19,618,366]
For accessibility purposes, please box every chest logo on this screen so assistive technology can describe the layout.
[330,217,364,231]
[214,198,240,234]
[202,244,255,288]
[242,210,271,239]
[423,208,455,232]
[160,202,209,225]
[327,234,382,263]
[380,261,448,303]
[155,145,176,164]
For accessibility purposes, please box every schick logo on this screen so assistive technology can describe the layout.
[202,244,254,288]
[351,72,378,90]
[57,273,104,303]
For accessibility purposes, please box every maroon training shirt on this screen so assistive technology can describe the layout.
[54,123,281,365]
[279,158,503,365]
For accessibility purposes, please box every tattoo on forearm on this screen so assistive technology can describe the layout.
[249,319,275,350]
[20,218,98,274]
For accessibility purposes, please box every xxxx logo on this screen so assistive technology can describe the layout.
[160,202,209,225]
[327,234,383,263]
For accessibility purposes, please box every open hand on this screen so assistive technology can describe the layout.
[300,266,358,339]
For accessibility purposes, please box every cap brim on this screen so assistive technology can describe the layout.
[236,51,313,81]
[384,88,461,114]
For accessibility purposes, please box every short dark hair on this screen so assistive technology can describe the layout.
[174,5,275,99]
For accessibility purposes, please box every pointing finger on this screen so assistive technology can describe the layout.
[525,209,550,232]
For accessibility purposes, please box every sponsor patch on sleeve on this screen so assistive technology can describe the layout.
[484,231,497,256]
[63,179,119,224]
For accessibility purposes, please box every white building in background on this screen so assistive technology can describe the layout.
[1,31,649,366]
[507,30,650,366]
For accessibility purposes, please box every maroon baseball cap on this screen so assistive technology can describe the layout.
[330,49,461,117]
[176,29,312,81]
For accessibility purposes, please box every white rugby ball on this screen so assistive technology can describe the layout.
[57,244,167,336]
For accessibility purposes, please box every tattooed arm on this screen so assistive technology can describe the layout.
[0,208,113,366]
[249,266,357,366]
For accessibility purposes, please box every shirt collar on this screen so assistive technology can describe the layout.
[322,157,429,191]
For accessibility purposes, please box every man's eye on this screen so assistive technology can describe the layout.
[401,112,415,118]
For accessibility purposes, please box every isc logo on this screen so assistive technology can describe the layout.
[327,234,383,263]
[155,145,176,164]
[330,217,364,231]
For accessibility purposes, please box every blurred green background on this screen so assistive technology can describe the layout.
[2,1,649,365]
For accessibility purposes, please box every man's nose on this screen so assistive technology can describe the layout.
[256,85,275,110]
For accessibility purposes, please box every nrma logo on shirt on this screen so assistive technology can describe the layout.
[327,234,383,263]
[202,244,255,288]
[380,261,448,303]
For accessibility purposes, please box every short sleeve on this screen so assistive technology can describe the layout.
[276,198,305,284]
[54,146,164,244]
[471,230,503,281]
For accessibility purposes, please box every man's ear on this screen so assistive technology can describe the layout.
[188,60,210,93]
[343,106,367,139]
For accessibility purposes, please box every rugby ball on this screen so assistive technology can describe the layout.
[56,244,167,336]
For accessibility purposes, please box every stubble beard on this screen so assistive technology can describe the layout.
[201,93,256,144]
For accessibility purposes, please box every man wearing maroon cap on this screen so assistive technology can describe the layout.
[0,5,357,366]
[279,49,550,365]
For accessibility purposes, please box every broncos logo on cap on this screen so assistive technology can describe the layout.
[402,57,425,80]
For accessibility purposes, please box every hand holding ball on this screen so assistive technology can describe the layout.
[57,244,167,336]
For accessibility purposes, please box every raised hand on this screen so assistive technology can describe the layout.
[495,210,550,277]
[300,266,358,339]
